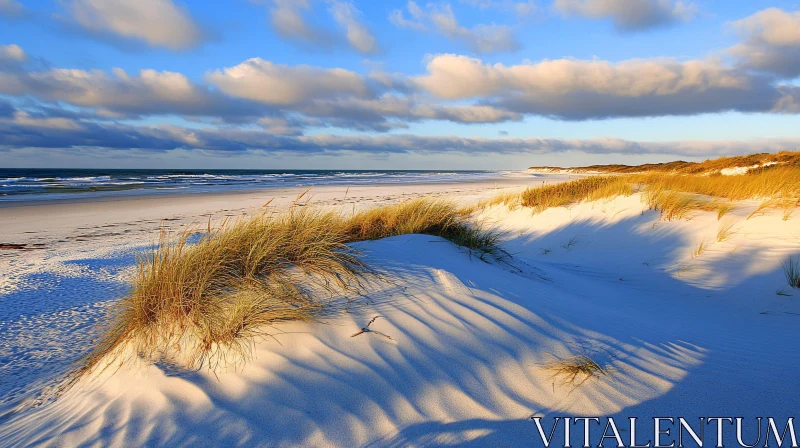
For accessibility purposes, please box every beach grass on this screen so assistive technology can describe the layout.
[519,176,631,213]
[494,154,800,219]
[784,256,800,289]
[716,221,735,243]
[546,354,615,389]
[79,198,502,376]
[529,151,800,175]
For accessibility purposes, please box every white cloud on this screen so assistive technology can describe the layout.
[0,0,24,18]
[390,2,519,54]
[207,58,371,106]
[416,54,748,99]
[267,0,329,44]
[329,1,379,54]
[413,53,787,119]
[64,0,204,50]
[553,0,696,31]
[0,64,262,119]
[0,44,25,62]
[265,0,378,54]
[729,8,800,78]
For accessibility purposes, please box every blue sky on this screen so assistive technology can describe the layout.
[0,0,799,169]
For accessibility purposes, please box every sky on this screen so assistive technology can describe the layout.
[0,0,799,169]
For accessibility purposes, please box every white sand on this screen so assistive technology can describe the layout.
[1,176,799,447]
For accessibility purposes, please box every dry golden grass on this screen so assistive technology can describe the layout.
[346,198,500,253]
[691,239,708,259]
[633,167,800,202]
[78,199,503,378]
[530,151,800,175]
[716,221,736,242]
[546,354,615,389]
[644,189,709,221]
[519,176,632,213]
[716,203,735,220]
[475,190,523,210]
[499,160,800,220]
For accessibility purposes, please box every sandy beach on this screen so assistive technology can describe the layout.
[1,172,798,447]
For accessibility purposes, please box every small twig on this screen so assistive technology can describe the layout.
[351,316,394,340]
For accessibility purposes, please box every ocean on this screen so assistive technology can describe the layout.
[0,169,515,203]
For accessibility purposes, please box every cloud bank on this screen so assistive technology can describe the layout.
[1,106,798,158]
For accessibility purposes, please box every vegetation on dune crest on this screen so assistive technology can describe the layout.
[485,153,800,220]
[519,176,632,213]
[78,198,503,378]
[529,151,800,175]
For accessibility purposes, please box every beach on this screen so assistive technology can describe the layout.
[1,172,799,447]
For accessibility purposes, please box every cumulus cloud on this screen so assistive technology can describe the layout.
[0,65,264,120]
[301,95,522,129]
[729,8,800,78]
[206,58,521,128]
[328,1,379,54]
[265,0,378,54]
[207,58,371,106]
[267,0,332,46]
[390,2,520,54]
[1,113,798,159]
[0,0,24,18]
[413,54,790,119]
[0,44,25,63]
[0,49,521,132]
[63,0,205,50]
[554,0,696,31]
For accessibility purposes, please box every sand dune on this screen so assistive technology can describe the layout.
[1,179,798,447]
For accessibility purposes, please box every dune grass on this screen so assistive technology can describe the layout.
[518,176,632,213]
[546,354,615,389]
[492,162,800,220]
[784,257,800,289]
[346,198,502,257]
[529,151,800,175]
[77,199,503,378]
[716,221,736,243]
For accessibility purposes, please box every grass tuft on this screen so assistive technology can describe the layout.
[493,160,799,220]
[79,199,503,378]
[520,176,632,213]
[784,256,800,289]
[691,239,708,259]
[546,354,615,390]
[716,221,736,243]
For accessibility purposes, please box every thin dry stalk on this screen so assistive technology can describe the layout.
[784,257,800,289]
[717,221,736,243]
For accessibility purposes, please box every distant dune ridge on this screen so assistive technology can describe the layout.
[528,150,800,175]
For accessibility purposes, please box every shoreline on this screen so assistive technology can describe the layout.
[0,175,535,209]
[0,176,564,251]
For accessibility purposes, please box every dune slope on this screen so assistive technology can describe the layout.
[1,193,799,447]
